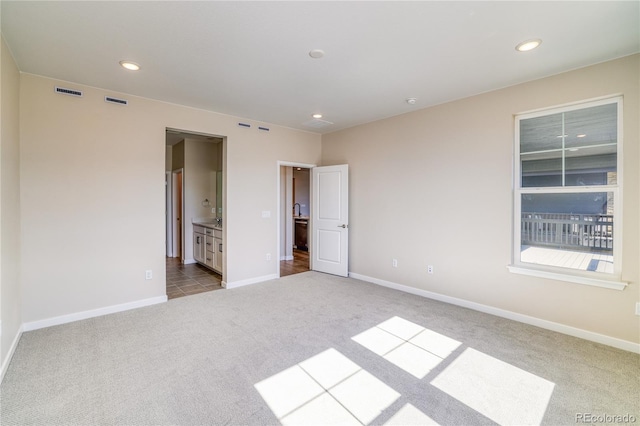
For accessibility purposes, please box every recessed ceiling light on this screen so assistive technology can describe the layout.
[309,49,325,59]
[515,39,542,52]
[406,98,417,105]
[568,148,579,152]
[312,113,323,119]
[556,134,568,138]
[119,61,140,71]
[577,134,587,138]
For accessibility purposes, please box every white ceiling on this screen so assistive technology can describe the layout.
[2,1,638,134]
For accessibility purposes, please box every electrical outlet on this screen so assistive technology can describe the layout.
[265,253,271,261]
[261,210,271,218]
[392,259,398,268]
[145,270,152,280]
[211,208,215,213]
[427,265,434,274]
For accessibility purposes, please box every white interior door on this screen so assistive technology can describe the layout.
[312,164,349,277]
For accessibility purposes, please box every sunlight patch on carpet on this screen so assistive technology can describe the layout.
[383,403,440,425]
[255,348,400,425]
[430,348,555,425]
[280,393,360,426]
[253,365,324,419]
[352,316,461,379]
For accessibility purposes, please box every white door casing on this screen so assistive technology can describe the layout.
[312,164,349,277]
[165,171,173,257]
[172,169,184,260]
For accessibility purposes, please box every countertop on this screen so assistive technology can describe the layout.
[193,222,223,230]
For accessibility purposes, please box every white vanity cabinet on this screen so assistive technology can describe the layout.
[204,229,215,269]
[214,232,222,271]
[194,224,222,274]
[193,225,205,263]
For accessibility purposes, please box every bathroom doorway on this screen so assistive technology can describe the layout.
[165,128,225,299]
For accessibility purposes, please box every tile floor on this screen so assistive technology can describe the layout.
[166,257,223,300]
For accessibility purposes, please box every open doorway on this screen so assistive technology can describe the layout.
[166,128,225,299]
[279,163,313,277]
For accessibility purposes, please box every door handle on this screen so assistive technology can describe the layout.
[337,224,348,228]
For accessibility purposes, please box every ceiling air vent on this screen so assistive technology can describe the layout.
[302,118,334,129]
[105,96,128,106]
[55,86,83,97]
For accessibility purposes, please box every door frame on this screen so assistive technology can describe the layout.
[171,168,184,262]
[277,160,316,277]
[165,171,173,257]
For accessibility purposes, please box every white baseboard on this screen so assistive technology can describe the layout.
[349,272,640,354]
[280,255,294,261]
[22,295,168,332]
[183,258,196,265]
[225,273,279,289]
[1,323,23,384]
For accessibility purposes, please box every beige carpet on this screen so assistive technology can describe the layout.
[2,271,639,425]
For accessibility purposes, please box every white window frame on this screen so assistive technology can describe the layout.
[508,96,627,290]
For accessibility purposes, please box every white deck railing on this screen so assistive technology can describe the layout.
[521,213,613,251]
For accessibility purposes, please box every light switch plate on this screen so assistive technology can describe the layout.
[261,210,271,218]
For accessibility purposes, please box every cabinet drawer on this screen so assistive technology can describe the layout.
[205,235,216,251]
[205,227,214,236]
[193,225,205,234]
[205,252,215,268]
[213,229,222,239]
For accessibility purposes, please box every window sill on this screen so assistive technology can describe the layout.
[507,265,628,290]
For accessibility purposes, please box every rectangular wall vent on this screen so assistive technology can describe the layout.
[258,126,270,132]
[105,96,128,106]
[238,122,251,128]
[55,86,83,97]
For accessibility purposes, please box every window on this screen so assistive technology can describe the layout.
[510,97,625,289]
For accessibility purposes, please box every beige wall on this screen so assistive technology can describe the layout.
[19,73,321,324]
[183,138,217,262]
[321,54,640,343]
[1,37,22,368]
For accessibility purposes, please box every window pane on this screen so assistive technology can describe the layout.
[521,156,562,187]
[520,113,563,187]
[564,103,617,150]
[520,103,617,188]
[520,113,563,154]
[563,103,617,187]
[520,192,614,273]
